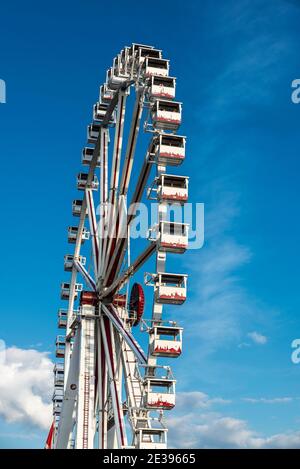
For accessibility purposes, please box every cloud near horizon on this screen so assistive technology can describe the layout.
[0,345,53,430]
[247,331,268,345]
[168,392,300,449]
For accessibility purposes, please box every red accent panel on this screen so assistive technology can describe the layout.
[159,152,184,159]
[129,283,145,326]
[45,421,54,449]
[80,290,98,306]
[160,242,187,250]
[147,400,175,409]
[113,294,127,307]
[104,318,125,447]
[154,346,182,356]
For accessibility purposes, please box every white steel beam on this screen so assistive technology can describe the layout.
[101,91,127,279]
[73,259,96,291]
[75,306,96,449]
[85,188,99,276]
[96,319,108,448]
[55,329,81,448]
[100,316,127,448]
[98,128,109,283]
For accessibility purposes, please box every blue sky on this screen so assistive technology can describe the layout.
[1,0,300,448]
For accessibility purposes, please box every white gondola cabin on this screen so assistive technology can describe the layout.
[142,57,169,77]
[93,102,116,125]
[157,174,189,202]
[82,147,100,167]
[72,199,84,217]
[116,51,131,77]
[151,100,182,131]
[107,58,128,90]
[153,272,187,304]
[60,282,83,300]
[87,123,100,144]
[136,428,167,450]
[64,254,86,272]
[119,47,130,74]
[55,335,66,358]
[100,83,114,104]
[54,363,64,387]
[77,172,99,191]
[128,43,153,66]
[53,415,60,429]
[53,388,63,414]
[149,221,188,253]
[64,255,73,271]
[151,134,186,166]
[137,47,162,65]
[149,325,183,357]
[57,309,67,329]
[67,226,90,244]
[143,377,176,410]
[53,402,62,415]
[148,76,176,100]
[128,43,154,56]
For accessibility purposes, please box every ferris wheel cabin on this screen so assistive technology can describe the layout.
[67,226,90,244]
[135,428,167,450]
[151,100,182,131]
[137,47,162,66]
[77,172,99,191]
[158,221,189,253]
[149,325,183,357]
[138,47,162,61]
[93,102,116,125]
[154,273,187,304]
[64,254,86,272]
[107,61,128,90]
[60,282,83,300]
[72,199,84,217]
[142,57,169,77]
[53,387,64,415]
[119,48,130,75]
[55,335,66,358]
[157,174,189,202]
[82,147,101,167]
[100,83,114,104]
[151,134,186,166]
[57,309,67,329]
[53,363,64,387]
[87,123,101,144]
[148,76,176,100]
[127,43,154,70]
[128,43,154,56]
[148,221,189,253]
[143,377,176,410]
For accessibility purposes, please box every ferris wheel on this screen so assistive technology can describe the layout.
[46,43,189,450]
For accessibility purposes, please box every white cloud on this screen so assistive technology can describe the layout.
[247,331,268,345]
[238,342,251,348]
[243,397,293,404]
[0,346,53,430]
[175,392,231,411]
[168,392,300,449]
